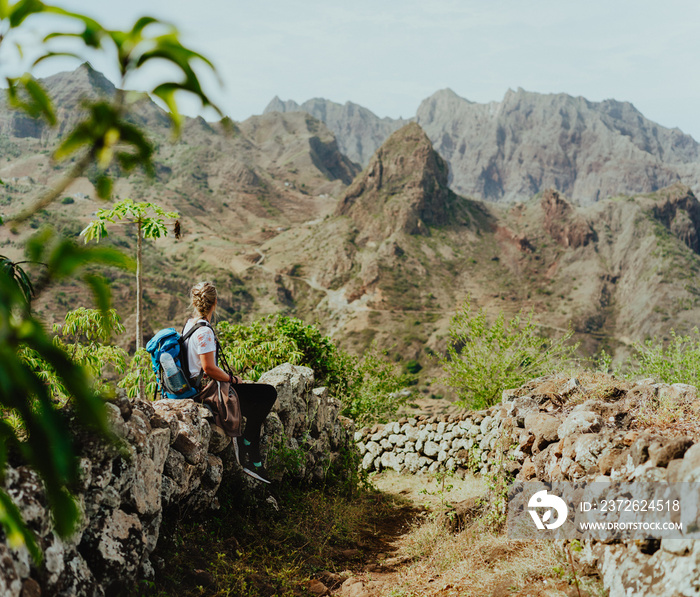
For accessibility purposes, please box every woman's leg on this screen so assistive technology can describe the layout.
[234,382,277,462]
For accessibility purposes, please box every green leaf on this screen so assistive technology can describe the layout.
[86,245,135,271]
[95,173,113,199]
[0,491,41,562]
[7,0,46,28]
[130,15,159,36]
[26,229,133,278]
[82,273,112,326]
[24,226,53,262]
[151,82,182,132]
[0,256,35,304]
[43,9,106,48]
[6,73,56,125]
[80,220,108,243]
[54,122,94,161]
[46,488,79,537]
[22,75,56,125]
[32,50,82,67]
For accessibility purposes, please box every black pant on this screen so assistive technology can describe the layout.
[233,382,277,458]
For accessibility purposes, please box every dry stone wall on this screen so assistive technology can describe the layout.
[356,375,700,597]
[355,411,501,477]
[0,363,355,597]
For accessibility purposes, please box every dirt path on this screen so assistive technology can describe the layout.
[315,472,602,597]
[315,472,487,597]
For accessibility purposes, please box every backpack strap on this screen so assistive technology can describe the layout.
[182,320,210,341]
[215,335,234,377]
[181,320,235,377]
[181,321,212,388]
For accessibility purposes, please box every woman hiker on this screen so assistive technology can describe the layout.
[184,281,277,483]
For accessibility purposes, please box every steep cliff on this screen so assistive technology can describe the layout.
[416,87,700,204]
[337,122,459,238]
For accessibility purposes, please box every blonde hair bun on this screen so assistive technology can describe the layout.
[190,281,217,318]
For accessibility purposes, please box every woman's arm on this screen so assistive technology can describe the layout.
[200,351,241,384]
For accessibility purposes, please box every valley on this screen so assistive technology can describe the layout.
[3,64,700,395]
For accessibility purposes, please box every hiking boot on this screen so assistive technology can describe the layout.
[242,462,271,484]
[236,438,271,483]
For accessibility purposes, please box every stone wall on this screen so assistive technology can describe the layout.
[0,363,355,597]
[355,375,700,597]
[355,411,501,477]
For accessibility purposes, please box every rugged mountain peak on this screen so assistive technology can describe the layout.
[41,62,116,102]
[263,96,301,114]
[0,63,120,139]
[262,95,409,167]
[415,88,700,204]
[540,189,594,249]
[427,88,467,104]
[337,122,456,238]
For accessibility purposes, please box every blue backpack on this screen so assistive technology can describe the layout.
[146,322,209,399]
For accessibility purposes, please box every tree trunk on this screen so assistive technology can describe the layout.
[136,221,144,400]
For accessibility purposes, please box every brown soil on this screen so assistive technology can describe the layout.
[313,473,604,597]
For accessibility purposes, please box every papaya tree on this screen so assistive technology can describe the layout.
[81,199,179,352]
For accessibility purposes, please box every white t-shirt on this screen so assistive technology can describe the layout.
[183,319,216,379]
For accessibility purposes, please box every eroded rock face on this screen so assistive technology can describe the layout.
[540,189,595,249]
[415,88,700,204]
[0,364,355,596]
[336,123,459,240]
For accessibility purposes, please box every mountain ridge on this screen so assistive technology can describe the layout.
[263,95,411,168]
[265,88,700,205]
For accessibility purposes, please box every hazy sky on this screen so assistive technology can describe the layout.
[16,0,700,140]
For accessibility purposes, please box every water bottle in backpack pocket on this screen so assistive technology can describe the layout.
[160,352,189,394]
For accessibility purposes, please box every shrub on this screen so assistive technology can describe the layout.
[629,329,700,386]
[61,196,74,205]
[118,348,157,399]
[341,342,410,425]
[439,300,577,410]
[217,315,356,395]
[406,359,422,374]
[20,308,129,405]
[216,316,308,381]
[216,315,408,424]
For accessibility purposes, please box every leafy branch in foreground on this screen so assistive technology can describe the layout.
[2,1,224,221]
[0,269,112,560]
[0,0,222,559]
[0,255,38,305]
[440,299,577,410]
